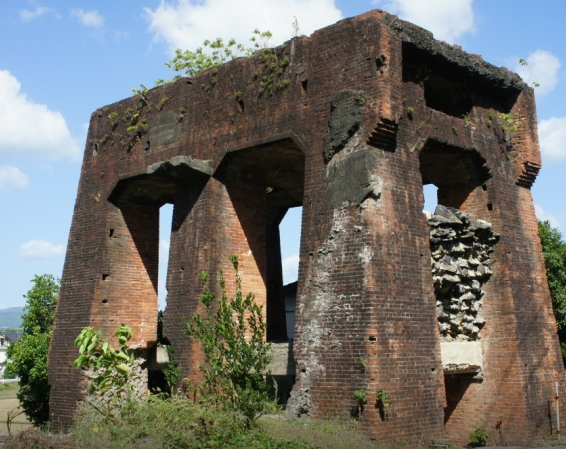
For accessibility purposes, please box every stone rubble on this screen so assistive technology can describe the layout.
[426,205,499,341]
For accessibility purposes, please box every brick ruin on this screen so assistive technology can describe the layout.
[48,9,565,445]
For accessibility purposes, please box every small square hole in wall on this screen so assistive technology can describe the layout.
[102,299,108,304]
[109,229,115,238]
[487,203,493,211]
[102,274,110,281]
[482,184,487,191]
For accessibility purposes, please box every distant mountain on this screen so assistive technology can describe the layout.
[0,307,24,330]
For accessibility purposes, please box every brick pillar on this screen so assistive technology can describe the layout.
[163,174,269,388]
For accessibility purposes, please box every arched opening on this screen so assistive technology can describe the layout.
[279,206,302,339]
[107,159,212,394]
[159,203,174,312]
[218,138,305,404]
[419,140,497,428]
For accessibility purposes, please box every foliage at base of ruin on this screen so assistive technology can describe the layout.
[4,397,384,449]
[6,274,59,427]
[538,220,566,358]
[184,255,273,427]
[73,325,141,417]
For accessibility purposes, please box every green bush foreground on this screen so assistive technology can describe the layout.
[4,396,384,449]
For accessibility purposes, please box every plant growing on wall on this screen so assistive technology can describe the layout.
[165,29,272,78]
[469,426,489,447]
[353,389,367,416]
[375,390,391,407]
[184,255,272,427]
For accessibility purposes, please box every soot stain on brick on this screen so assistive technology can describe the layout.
[147,111,180,148]
[324,149,382,208]
[323,90,367,163]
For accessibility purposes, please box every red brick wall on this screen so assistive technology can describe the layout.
[49,9,563,445]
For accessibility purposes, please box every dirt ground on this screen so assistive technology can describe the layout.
[0,383,31,436]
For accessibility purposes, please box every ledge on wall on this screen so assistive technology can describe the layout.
[441,341,483,375]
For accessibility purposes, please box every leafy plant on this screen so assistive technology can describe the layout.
[539,220,566,360]
[519,58,540,88]
[73,324,139,414]
[497,112,519,136]
[469,426,489,447]
[6,274,59,426]
[407,106,414,118]
[185,255,273,427]
[258,48,291,96]
[158,96,172,110]
[353,390,367,405]
[165,29,272,78]
[375,390,390,406]
[131,84,150,106]
[163,344,182,394]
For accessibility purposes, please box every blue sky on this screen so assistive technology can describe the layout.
[1,0,565,309]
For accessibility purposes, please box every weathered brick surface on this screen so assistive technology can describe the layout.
[49,9,564,445]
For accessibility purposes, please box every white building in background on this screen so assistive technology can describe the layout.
[0,333,21,378]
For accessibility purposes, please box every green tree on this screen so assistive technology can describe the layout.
[538,221,566,358]
[6,274,59,426]
[185,255,272,427]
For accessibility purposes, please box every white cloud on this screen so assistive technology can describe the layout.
[538,117,566,163]
[144,0,343,54]
[514,50,561,97]
[373,0,475,43]
[0,165,30,190]
[19,240,65,259]
[20,6,51,22]
[159,239,170,256]
[71,9,105,29]
[535,205,561,229]
[282,254,299,284]
[0,70,80,160]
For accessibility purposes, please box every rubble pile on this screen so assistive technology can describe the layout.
[426,205,499,341]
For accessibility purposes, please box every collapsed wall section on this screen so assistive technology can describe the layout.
[428,205,499,342]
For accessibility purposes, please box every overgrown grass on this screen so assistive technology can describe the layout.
[260,415,385,449]
[3,396,388,449]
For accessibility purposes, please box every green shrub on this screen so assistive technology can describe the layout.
[469,426,489,447]
[184,255,273,427]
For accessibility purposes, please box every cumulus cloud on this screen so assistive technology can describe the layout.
[282,254,299,284]
[19,240,65,259]
[71,9,105,29]
[0,165,30,190]
[373,0,475,43]
[0,70,80,160]
[535,205,561,229]
[19,6,51,22]
[514,50,561,97]
[538,117,566,163]
[145,0,343,54]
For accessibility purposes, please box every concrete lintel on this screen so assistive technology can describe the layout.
[441,341,483,374]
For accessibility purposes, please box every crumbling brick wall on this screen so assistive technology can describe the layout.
[49,9,564,446]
